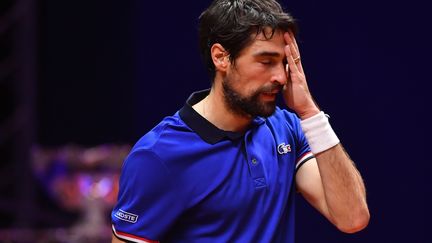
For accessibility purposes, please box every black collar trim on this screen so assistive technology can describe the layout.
[179,89,246,145]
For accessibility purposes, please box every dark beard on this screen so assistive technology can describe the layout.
[222,77,281,118]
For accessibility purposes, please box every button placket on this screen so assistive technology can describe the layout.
[244,132,267,188]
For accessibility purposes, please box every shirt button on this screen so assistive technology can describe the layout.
[251,158,258,165]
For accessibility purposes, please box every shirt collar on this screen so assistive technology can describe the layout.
[179,89,265,145]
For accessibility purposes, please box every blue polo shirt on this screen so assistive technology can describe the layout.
[111,89,314,243]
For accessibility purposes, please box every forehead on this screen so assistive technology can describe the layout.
[242,29,286,57]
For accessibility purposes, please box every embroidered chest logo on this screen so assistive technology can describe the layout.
[115,209,138,223]
[277,143,292,155]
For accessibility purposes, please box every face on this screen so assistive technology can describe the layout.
[222,29,288,118]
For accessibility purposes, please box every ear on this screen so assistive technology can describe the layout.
[211,43,229,72]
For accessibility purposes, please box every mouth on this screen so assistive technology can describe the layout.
[260,91,279,100]
[258,84,282,100]
[262,87,281,95]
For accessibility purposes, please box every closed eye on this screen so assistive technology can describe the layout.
[260,60,273,65]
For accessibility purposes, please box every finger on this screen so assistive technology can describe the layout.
[284,33,300,62]
[284,32,304,73]
[285,61,291,84]
[288,32,304,73]
[288,31,301,56]
[288,35,301,67]
[283,32,294,49]
[284,44,300,75]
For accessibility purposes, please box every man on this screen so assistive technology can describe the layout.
[111,0,370,242]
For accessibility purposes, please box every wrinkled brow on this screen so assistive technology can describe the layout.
[253,51,282,57]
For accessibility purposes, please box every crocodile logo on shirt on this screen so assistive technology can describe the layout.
[277,143,292,155]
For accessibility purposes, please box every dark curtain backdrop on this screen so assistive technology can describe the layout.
[32,0,431,242]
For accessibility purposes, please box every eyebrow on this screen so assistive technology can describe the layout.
[253,51,282,58]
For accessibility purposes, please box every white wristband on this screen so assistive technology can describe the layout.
[300,111,340,154]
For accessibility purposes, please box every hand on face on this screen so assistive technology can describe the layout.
[283,32,320,119]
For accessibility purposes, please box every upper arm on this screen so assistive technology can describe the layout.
[112,233,126,243]
[111,149,184,242]
[295,158,332,222]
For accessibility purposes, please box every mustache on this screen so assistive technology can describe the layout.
[259,83,283,93]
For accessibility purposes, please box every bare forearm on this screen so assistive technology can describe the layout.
[315,144,369,233]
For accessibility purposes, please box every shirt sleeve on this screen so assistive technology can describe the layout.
[281,110,314,171]
[111,148,185,242]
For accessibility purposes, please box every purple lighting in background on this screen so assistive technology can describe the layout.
[31,144,129,210]
[1,143,130,242]
[15,144,131,242]
[78,175,113,199]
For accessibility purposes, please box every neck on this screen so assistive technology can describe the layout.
[193,85,252,133]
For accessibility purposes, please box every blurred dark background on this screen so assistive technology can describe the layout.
[1,0,430,242]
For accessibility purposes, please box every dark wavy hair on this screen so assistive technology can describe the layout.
[198,0,297,80]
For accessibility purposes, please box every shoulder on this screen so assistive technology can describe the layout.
[125,112,204,172]
[130,111,204,161]
[133,112,191,150]
[118,113,193,191]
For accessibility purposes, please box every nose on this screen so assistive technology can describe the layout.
[272,63,288,86]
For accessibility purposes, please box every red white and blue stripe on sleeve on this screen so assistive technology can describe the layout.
[295,151,314,172]
[112,225,160,243]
